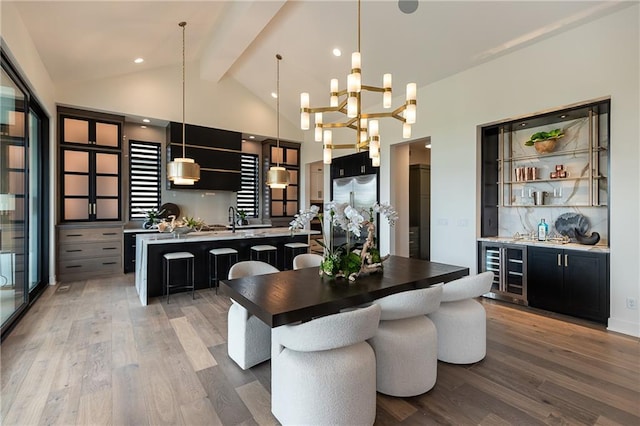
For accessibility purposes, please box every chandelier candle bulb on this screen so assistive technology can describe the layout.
[369,119,379,137]
[403,122,411,138]
[323,146,332,164]
[369,137,380,159]
[383,73,392,88]
[300,92,310,129]
[323,129,333,146]
[347,73,357,93]
[406,83,417,101]
[372,156,380,167]
[314,113,323,142]
[383,73,392,108]
[330,78,339,107]
[347,95,358,118]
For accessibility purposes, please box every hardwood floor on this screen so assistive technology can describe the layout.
[1,274,638,425]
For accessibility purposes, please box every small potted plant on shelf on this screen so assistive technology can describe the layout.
[524,128,564,154]
[143,208,165,229]
[236,209,249,226]
[182,216,205,231]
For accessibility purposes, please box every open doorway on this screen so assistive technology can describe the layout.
[409,138,431,260]
[390,137,431,259]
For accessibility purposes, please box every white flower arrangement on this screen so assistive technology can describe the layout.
[289,201,398,280]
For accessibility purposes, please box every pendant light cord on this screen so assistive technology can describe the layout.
[180,21,187,159]
[276,54,282,167]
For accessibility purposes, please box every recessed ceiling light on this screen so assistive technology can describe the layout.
[271,92,278,99]
[134,58,144,64]
[332,48,342,57]
[425,143,432,149]
[249,135,255,139]
[140,125,147,129]
[142,118,150,123]
[559,114,567,119]
[520,123,527,127]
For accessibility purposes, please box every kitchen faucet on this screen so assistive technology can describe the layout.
[228,206,237,233]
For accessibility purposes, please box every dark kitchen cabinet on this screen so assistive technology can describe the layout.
[528,246,609,323]
[124,231,158,273]
[166,122,242,191]
[330,151,375,179]
[58,107,123,222]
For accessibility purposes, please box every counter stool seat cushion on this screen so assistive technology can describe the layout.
[163,252,194,260]
[284,242,309,249]
[368,285,443,397]
[209,247,238,256]
[272,304,381,426]
[227,261,279,370]
[427,272,493,364]
[251,245,277,252]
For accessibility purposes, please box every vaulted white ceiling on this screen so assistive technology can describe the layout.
[11,0,631,126]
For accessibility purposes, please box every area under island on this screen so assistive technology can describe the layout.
[135,228,318,305]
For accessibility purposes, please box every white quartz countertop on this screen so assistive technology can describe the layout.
[225,224,272,229]
[477,237,610,253]
[123,228,160,234]
[137,227,318,245]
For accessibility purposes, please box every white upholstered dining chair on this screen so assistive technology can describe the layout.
[367,284,443,397]
[227,261,279,370]
[292,253,323,270]
[271,304,381,425]
[427,271,494,364]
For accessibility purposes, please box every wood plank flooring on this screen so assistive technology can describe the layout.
[1,274,638,425]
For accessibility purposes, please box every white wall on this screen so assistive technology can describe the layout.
[386,5,639,336]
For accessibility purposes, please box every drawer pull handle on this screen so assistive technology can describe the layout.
[67,234,83,237]
[66,265,82,269]
[102,261,117,265]
[66,249,82,253]
[557,254,561,266]
[102,232,117,236]
[565,254,568,267]
[102,247,117,250]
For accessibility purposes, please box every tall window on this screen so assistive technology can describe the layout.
[237,153,259,217]
[1,49,50,337]
[129,140,161,219]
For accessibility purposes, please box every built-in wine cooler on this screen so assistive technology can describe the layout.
[478,241,527,305]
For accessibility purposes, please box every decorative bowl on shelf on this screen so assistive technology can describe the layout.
[524,129,564,154]
[172,226,194,236]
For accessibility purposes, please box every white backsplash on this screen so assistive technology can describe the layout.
[499,206,608,243]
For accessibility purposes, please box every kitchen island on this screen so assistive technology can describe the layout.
[135,228,318,305]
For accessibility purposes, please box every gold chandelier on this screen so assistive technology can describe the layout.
[300,0,417,166]
[168,21,200,185]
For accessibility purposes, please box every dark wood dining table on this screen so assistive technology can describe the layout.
[220,255,469,327]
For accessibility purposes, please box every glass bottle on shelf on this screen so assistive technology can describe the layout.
[537,219,548,241]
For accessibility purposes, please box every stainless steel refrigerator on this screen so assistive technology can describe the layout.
[331,174,378,247]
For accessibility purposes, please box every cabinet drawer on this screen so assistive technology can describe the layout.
[59,256,122,274]
[59,227,121,243]
[59,241,122,260]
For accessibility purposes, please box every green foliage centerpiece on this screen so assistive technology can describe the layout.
[289,201,398,282]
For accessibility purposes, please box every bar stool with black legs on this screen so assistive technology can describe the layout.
[163,251,195,303]
[284,242,310,270]
[250,244,278,268]
[208,247,239,294]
